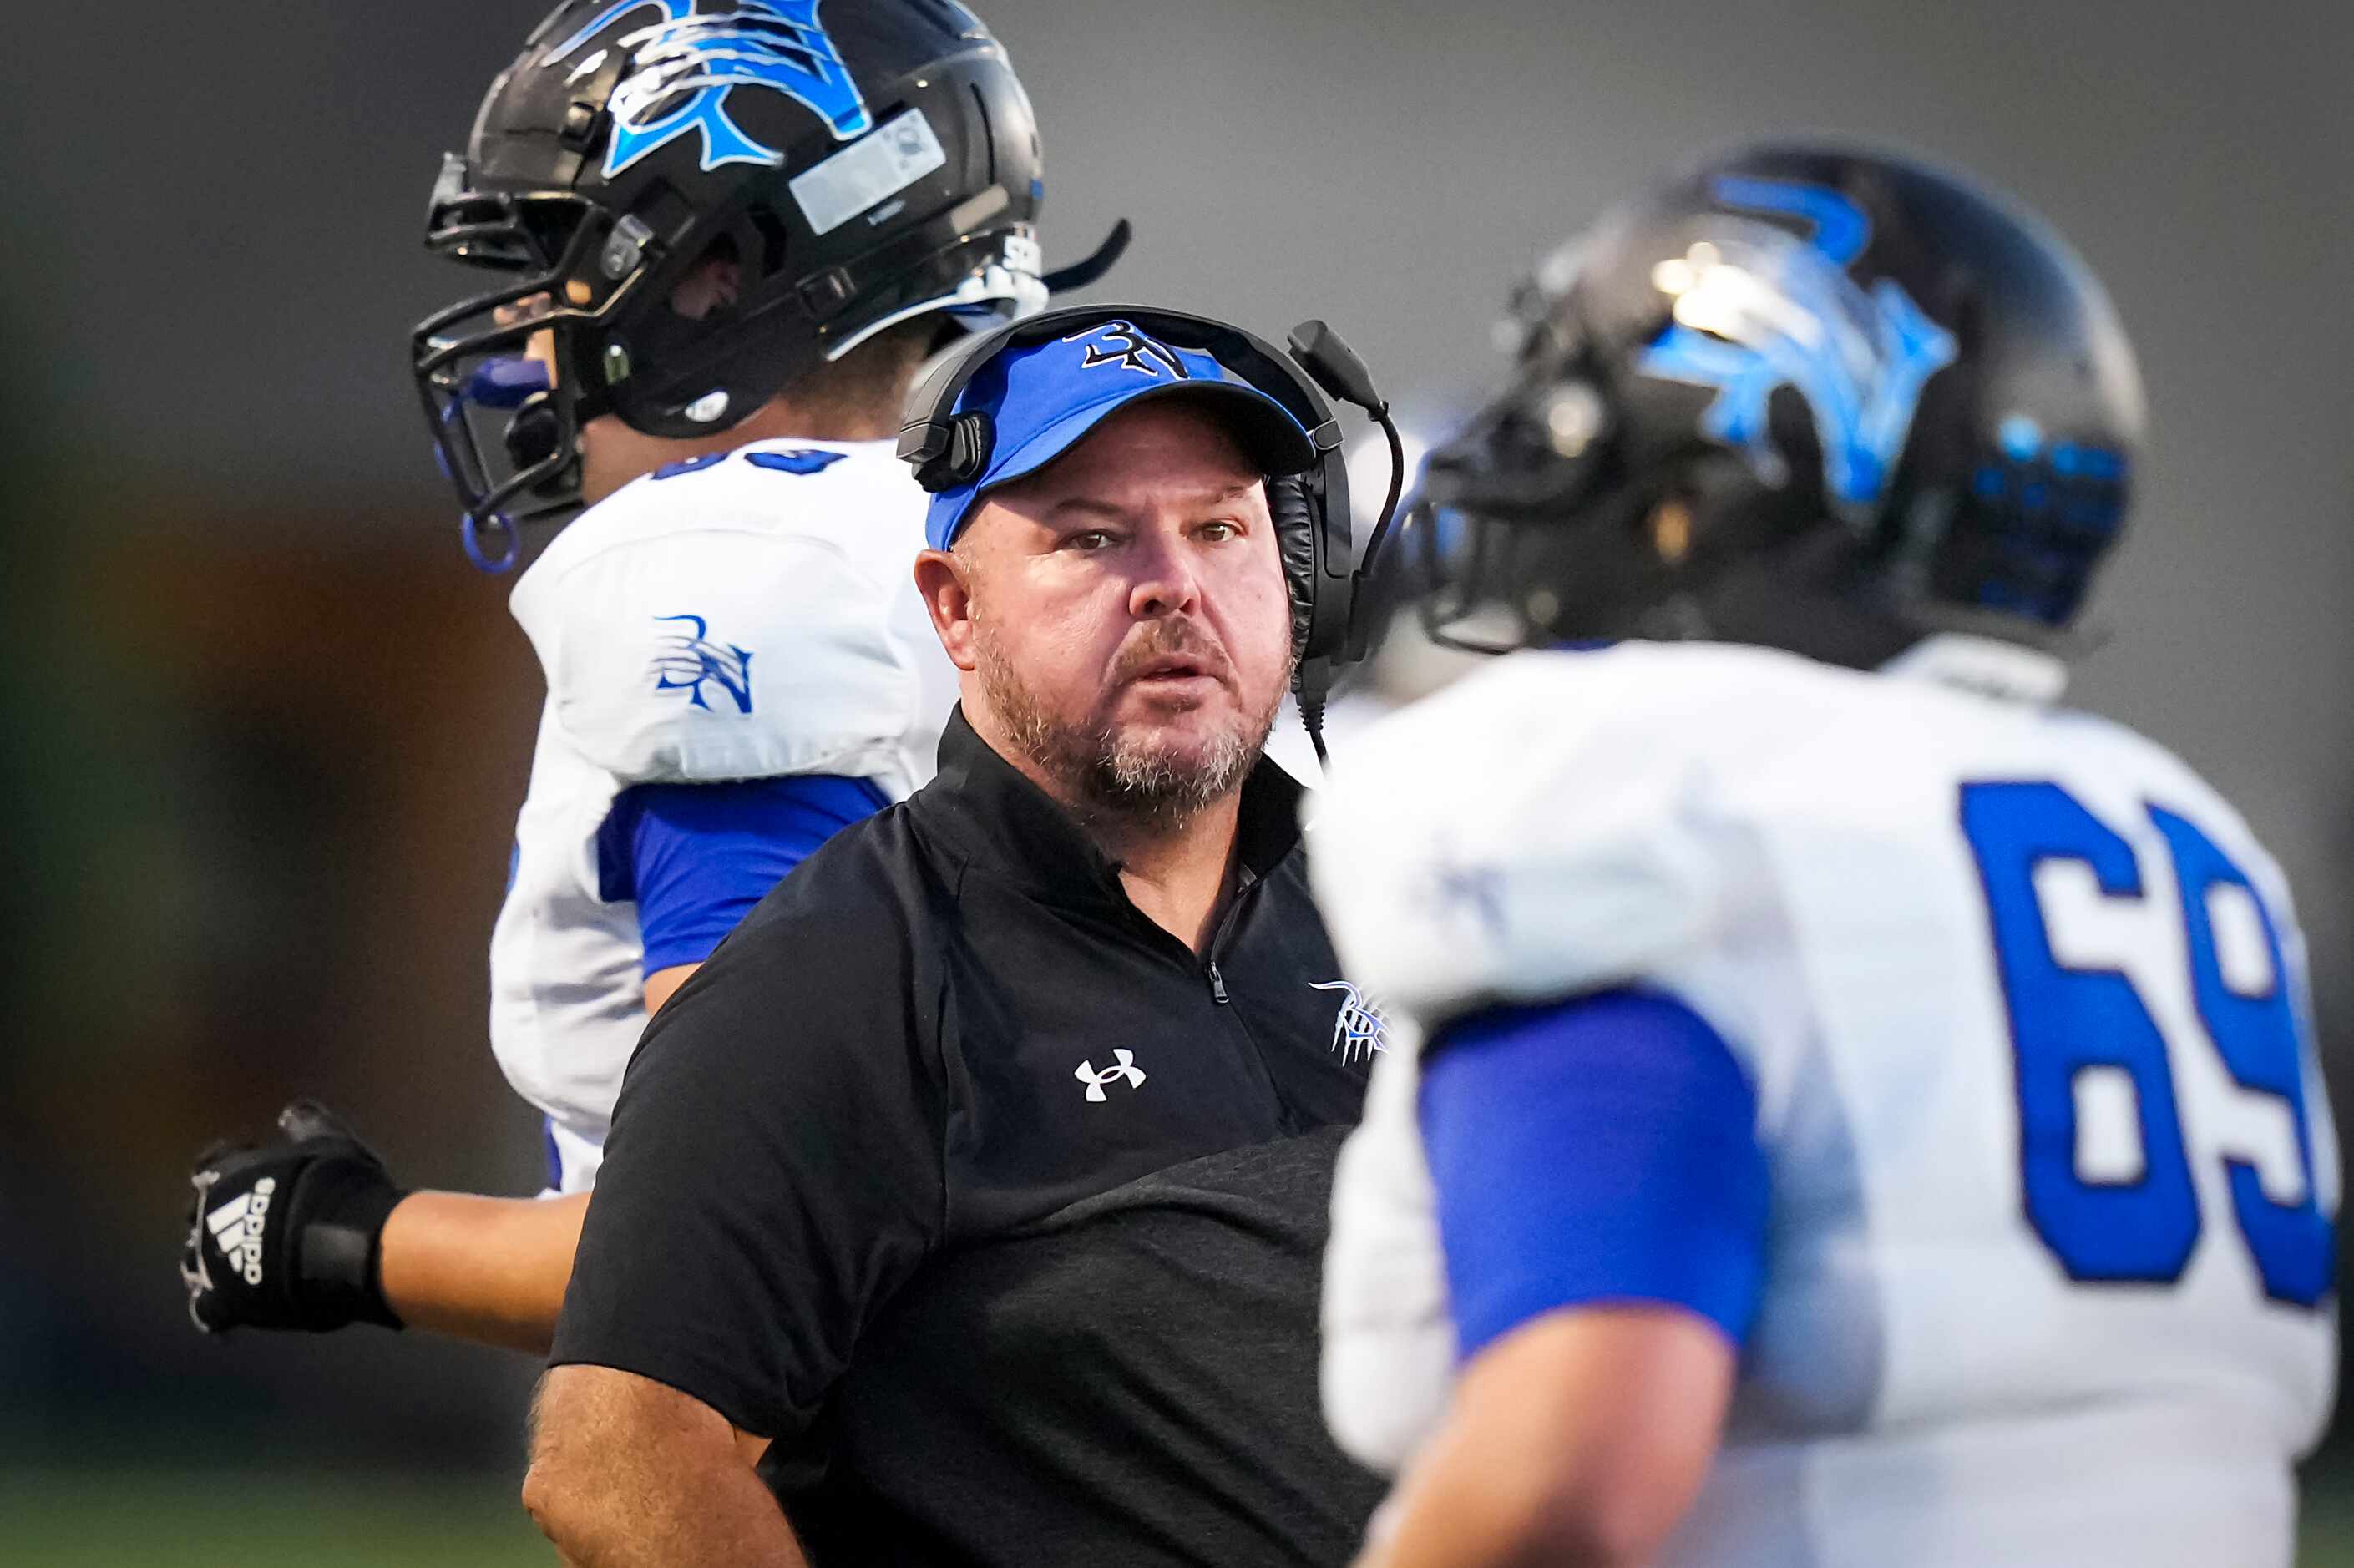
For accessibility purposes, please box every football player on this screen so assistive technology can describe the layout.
[180,0,1124,1353]
[1310,144,2339,1567]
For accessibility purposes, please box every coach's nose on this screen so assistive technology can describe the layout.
[1126,522,1206,623]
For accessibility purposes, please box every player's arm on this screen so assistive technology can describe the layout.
[1347,990,1768,1568]
[1356,1308,1732,1568]
[183,776,883,1352]
[366,925,709,1348]
[375,1190,592,1353]
[369,776,881,1348]
[642,961,698,1015]
[314,944,697,1353]
[367,946,701,1350]
[524,1364,804,1567]
[183,1113,601,1353]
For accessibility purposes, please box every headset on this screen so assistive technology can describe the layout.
[897,304,1405,767]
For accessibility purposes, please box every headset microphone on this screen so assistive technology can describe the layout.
[1287,320,1383,413]
[1286,320,1409,706]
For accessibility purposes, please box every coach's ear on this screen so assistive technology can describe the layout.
[914,547,981,673]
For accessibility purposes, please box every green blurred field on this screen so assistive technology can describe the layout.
[2306,1480,2354,1568]
[0,1471,544,1568]
[0,1467,2349,1565]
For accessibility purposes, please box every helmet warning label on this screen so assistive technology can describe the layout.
[791,109,948,236]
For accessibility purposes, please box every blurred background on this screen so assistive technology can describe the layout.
[4,0,2348,1560]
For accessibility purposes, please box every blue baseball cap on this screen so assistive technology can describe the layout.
[924,317,1318,550]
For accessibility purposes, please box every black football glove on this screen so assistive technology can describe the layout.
[181,1100,408,1335]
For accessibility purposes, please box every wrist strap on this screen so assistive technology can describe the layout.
[297,1171,409,1331]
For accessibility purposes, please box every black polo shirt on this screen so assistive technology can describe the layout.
[552,709,1383,1566]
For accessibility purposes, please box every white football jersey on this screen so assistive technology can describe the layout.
[493,439,956,1191]
[1312,637,2339,1567]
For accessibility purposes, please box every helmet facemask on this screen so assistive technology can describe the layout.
[413,159,653,570]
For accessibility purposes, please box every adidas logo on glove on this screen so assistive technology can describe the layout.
[206,1176,276,1287]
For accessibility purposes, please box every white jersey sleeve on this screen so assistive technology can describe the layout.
[1308,645,1812,1127]
[491,442,954,1190]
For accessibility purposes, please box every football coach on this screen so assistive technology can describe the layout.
[523,307,1391,1566]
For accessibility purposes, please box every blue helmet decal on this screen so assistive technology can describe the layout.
[554,1,874,179]
[1638,175,1957,511]
[1711,174,1870,266]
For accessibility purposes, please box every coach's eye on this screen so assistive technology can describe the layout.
[1198,519,1241,543]
[1066,530,1115,552]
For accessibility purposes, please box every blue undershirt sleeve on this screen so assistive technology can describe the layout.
[1418,989,1769,1360]
[595,775,890,975]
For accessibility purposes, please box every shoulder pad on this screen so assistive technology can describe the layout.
[1308,645,1794,1026]
[513,521,919,786]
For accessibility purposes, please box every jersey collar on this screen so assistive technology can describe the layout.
[1881,632,2069,704]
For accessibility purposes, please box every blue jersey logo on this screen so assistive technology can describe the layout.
[651,614,755,714]
[1638,175,1957,511]
[554,1,873,179]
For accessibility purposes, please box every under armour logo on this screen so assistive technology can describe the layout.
[1074,1049,1147,1102]
[1062,320,1188,379]
[1310,980,1390,1064]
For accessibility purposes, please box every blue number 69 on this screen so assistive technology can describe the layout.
[1960,781,2334,1308]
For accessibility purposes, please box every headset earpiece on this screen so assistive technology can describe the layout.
[941,410,992,489]
[1267,473,1319,669]
[902,409,994,493]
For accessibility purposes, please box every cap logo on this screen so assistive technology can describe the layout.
[551,0,874,179]
[1061,320,1189,380]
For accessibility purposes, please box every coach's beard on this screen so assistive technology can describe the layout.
[977,617,1288,831]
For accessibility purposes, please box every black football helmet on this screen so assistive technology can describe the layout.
[413,0,1123,570]
[1413,143,2146,665]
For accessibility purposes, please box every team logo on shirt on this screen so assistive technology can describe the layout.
[1074,1049,1147,1102]
[1062,321,1189,379]
[651,613,756,714]
[1311,980,1390,1064]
